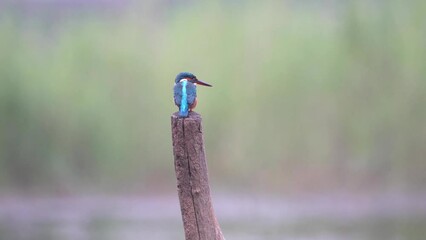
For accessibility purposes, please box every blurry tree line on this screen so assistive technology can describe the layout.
[0,1,425,194]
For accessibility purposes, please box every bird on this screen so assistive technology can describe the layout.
[174,72,212,118]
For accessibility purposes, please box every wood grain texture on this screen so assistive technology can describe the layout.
[171,111,225,240]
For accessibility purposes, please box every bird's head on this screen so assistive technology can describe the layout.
[175,72,212,87]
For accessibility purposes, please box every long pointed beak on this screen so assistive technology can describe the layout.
[194,79,212,87]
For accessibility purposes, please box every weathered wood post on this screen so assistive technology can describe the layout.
[171,111,225,240]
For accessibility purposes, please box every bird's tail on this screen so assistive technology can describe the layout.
[179,104,189,117]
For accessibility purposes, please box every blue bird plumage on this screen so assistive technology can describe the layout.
[179,80,189,117]
[173,72,212,118]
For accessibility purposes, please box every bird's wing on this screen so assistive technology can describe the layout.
[173,83,182,106]
[186,83,197,105]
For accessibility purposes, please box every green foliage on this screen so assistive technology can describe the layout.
[0,1,425,193]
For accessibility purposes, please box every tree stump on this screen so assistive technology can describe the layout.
[171,111,225,240]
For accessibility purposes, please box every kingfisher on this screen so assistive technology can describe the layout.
[174,72,212,118]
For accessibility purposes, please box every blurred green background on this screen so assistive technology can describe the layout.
[0,0,426,196]
[1,0,425,195]
[1,1,426,239]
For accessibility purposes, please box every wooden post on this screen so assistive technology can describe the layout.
[171,111,225,240]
